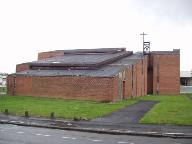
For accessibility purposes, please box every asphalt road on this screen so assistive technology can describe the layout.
[0,124,191,144]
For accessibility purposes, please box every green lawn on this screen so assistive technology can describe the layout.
[138,94,192,125]
[0,96,137,120]
[0,94,191,125]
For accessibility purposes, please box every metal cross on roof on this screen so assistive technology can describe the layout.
[140,32,150,54]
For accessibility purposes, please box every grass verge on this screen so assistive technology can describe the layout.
[139,94,192,125]
[0,96,137,120]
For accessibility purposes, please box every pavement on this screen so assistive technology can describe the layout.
[1,124,191,144]
[0,100,192,139]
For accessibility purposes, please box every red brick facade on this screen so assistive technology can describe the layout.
[152,54,180,94]
[16,63,30,72]
[8,75,119,102]
[7,49,180,102]
[38,51,64,60]
[7,75,15,96]
[123,58,148,99]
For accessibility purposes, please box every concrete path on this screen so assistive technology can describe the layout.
[93,100,158,124]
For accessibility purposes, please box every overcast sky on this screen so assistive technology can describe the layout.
[0,0,191,73]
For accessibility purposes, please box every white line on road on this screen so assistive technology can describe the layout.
[62,136,70,139]
[35,133,50,137]
[89,139,102,142]
[43,134,50,137]
[36,133,43,136]
[61,136,76,140]
[71,137,76,140]
[17,131,24,134]
[117,141,134,144]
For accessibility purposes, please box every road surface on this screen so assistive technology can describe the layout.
[0,124,191,144]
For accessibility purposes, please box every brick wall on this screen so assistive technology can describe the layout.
[136,60,142,97]
[8,50,180,101]
[144,56,148,95]
[38,51,64,60]
[152,54,180,95]
[6,75,15,95]
[124,67,132,99]
[12,76,119,102]
[132,64,137,98]
[16,63,30,72]
[123,57,147,99]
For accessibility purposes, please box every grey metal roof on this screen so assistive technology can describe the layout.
[16,66,125,77]
[63,48,126,54]
[29,51,133,68]
[49,48,126,54]
[14,48,179,77]
[16,53,144,77]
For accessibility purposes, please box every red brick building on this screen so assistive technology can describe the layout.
[7,48,180,102]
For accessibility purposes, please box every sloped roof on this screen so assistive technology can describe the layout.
[16,52,144,77]
[29,51,132,69]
